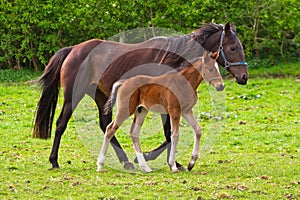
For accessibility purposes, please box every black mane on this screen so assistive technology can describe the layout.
[153,23,222,67]
[192,23,223,45]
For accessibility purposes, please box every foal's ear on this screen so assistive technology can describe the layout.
[210,51,219,59]
[203,50,209,57]
[203,50,210,61]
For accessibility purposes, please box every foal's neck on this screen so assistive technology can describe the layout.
[179,64,203,91]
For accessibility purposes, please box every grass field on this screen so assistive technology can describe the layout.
[0,62,300,199]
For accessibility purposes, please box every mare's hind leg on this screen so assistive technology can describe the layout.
[50,70,89,169]
[130,107,152,172]
[94,89,134,170]
[140,114,185,170]
[182,110,202,171]
[49,97,81,168]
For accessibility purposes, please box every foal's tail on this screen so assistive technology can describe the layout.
[103,80,125,115]
[33,46,73,139]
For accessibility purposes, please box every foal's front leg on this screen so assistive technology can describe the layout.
[182,110,202,171]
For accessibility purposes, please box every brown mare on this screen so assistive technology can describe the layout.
[33,23,248,170]
[97,51,223,172]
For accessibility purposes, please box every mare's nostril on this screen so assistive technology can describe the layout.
[242,73,248,81]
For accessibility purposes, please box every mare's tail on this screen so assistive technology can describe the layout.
[103,80,125,115]
[33,46,73,139]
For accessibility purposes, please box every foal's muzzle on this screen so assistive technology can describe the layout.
[208,77,225,91]
[216,84,225,91]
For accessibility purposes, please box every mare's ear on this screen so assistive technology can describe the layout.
[231,23,237,33]
[225,23,231,36]
[210,51,219,59]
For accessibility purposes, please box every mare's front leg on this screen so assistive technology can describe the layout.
[182,110,202,171]
[130,108,152,172]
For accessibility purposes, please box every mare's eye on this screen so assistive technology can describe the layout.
[230,46,235,51]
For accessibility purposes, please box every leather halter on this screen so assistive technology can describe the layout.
[218,30,248,70]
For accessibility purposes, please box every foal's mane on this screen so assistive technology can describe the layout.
[155,23,223,65]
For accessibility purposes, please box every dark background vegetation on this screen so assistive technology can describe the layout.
[0,0,299,71]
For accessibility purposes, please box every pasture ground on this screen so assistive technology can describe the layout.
[0,62,299,199]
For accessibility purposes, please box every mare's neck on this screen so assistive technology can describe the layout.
[155,34,195,66]
[179,65,203,91]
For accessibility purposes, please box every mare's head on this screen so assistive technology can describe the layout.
[199,51,224,91]
[193,23,248,85]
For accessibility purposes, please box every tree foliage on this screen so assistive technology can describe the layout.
[0,0,299,70]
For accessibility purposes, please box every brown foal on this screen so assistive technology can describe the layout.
[97,51,224,172]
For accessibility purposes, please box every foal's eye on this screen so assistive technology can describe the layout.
[230,46,235,51]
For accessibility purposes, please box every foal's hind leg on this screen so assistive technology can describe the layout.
[139,114,170,162]
[169,110,181,173]
[137,114,185,170]
[130,107,152,172]
[97,120,117,172]
[182,110,202,171]
[97,107,129,171]
[94,90,134,170]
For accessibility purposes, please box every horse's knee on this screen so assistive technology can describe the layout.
[104,122,117,140]
[195,131,202,139]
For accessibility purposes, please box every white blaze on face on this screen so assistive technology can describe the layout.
[214,63,220,73]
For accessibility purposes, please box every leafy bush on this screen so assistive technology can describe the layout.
[0,0,299,71]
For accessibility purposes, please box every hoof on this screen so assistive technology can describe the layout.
[51,163,60,169]
[96,163,104,172]
[48,167,60,171]
[124,161,135,170]
[176,162,186,171]
[170,164,179,173]
[142,167,153,173]
[187,163,195,171]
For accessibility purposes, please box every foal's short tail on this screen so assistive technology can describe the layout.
[104,80,126,115]
[33,46,73,139]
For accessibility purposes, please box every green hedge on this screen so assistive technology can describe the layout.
[1,0,299,71]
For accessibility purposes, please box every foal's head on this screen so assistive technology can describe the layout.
[199,51,224,91]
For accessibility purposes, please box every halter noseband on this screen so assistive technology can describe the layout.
[218,30,248,70]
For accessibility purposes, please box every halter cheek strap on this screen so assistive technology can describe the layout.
[218,30,248,70]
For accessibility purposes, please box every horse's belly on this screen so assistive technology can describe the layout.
[142,104,168,114]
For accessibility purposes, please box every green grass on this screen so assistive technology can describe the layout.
[0,62,300,199]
